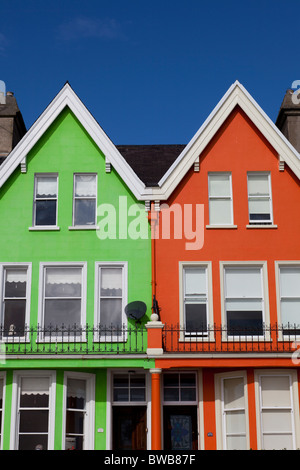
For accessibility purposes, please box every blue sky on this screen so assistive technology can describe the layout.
[1,0,299,144]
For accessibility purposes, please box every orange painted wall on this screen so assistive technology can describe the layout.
[155,106,300,336]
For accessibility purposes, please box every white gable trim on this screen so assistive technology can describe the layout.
[154,81,300,200]
[0,83,152,200]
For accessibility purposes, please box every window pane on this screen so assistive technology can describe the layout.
[164,388,179,401]
[5,269,27,297]
[74,175,96,197]
[101,268,122,297]
[66,410,84,434]
[36,176,57,198]
[226,435,247,450]
[209,199,232,225]
[185,303,207,331]
[225,268,262,298]
[45,268,82,297]
[227,310,263,335]
[100,298,122,327]
[74,199,96,226]
[19,434,48,451]
[164,374,179,387]
[181,388,196,401]
[44,299,81,328]
[249,199,271,220]
[248,174,269,196]
[263,433,293,450]
[281,299,300,326]
[114,375,128,387]
[35,200,56,226]
[184,268,206,296]
[223,377,245,409]
[130,388,145,401]
[67,379,86,410]
[280,267,300,297]
[180,374,196,387]
[209,173,231,197]
[19,410,49,433]
[225,411,246,434]
[3,299,26,334]
[66,435,83,450]
[113,388,129,402]
[261,376,291,407]
[262,410,292,433]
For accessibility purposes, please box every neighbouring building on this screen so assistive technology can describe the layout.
[0,81,299,450]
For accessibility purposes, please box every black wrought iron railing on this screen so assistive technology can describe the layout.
[0,324,147,355]
[162,323,300,354]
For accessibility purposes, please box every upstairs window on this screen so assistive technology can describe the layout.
[33,175,58,227]
[73,174,97,227]
[278,265,300,335]
[247,172,273,224]
[208,172,233,225]
[183,266,208,334]
[96,263,127,331]
[223,265,265,336]
[39,263,86,336]
[1,265,30,337]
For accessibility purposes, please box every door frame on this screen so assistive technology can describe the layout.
[107,369,151,450]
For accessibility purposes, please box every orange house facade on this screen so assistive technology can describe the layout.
[146,82,300,451]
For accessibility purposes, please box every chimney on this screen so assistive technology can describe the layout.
[275,88,300,153]
[0,86,26,162]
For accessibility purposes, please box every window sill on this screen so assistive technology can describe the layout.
[206,225,237,229]
[68,225,99,230]
[246,224,277,229]
[29,226,60,231]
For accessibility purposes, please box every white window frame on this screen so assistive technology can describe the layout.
[38,262,87,341]
[94,262,128,341]
[32,173,59,229]
[162,371,198,406]
[275,261,300,339]
[247,172,273,225]
[179,262,214,341]
[71,173,98,229]
[62,371,95,450]
[10,370,56,450]
[208,172,234,227]
[0,263,31,341]
[220,261,270,340]
[215,370,249,450]
[0,372,6,450]
[107,369,151,450]
[254,369,300,450]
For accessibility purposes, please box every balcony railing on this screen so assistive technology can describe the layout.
[0,324,147,355]
[162,323,300,354]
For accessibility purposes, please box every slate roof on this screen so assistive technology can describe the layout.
[117,144,185,186]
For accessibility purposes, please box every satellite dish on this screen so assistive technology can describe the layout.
[125,301,147,321]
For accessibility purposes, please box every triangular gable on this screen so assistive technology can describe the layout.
[150,81,300,201]
[0,83,152,200]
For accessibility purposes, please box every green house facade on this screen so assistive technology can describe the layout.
[0,84,155,450]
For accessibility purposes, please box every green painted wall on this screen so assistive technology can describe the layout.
[0,106,154,449]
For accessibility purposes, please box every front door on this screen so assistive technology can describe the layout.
[113,406,147,450]
[163,406,198,450]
